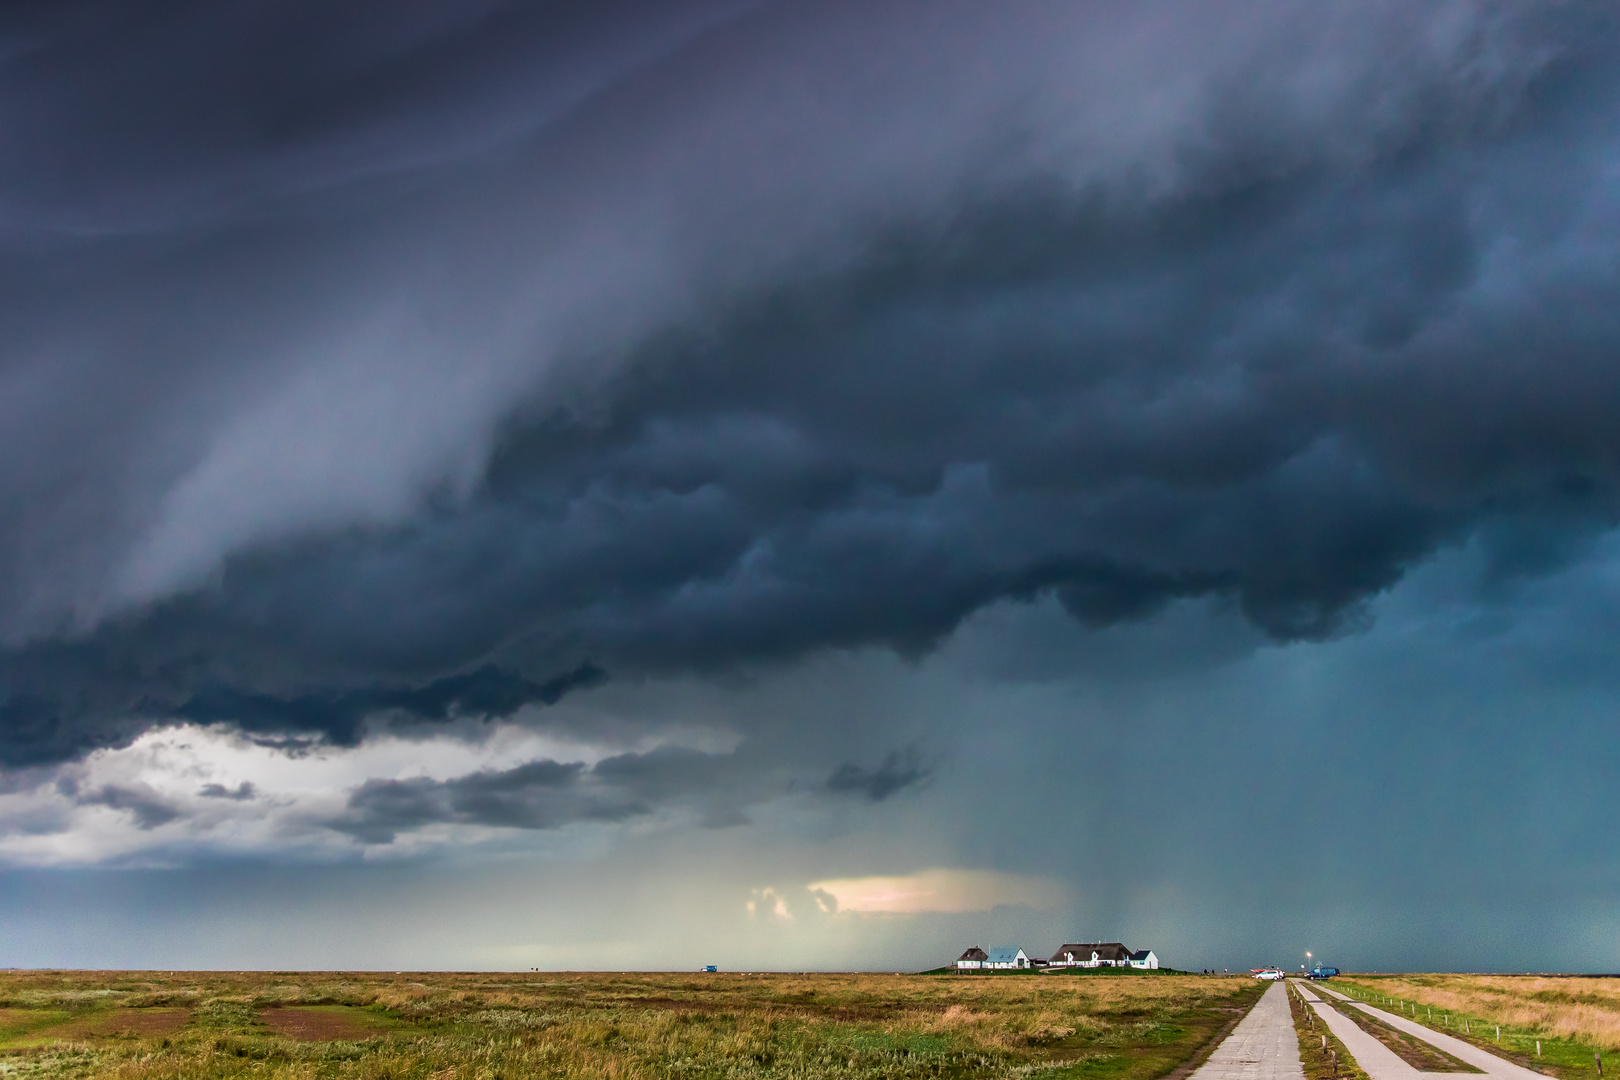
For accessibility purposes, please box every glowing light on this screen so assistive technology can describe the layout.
[806,869,1066,914]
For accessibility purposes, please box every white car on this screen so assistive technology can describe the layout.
[1252,969,1286,980]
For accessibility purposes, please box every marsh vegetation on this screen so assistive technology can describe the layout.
[0,969,1260,1080]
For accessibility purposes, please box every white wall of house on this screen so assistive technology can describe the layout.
[985,948,1029,969]
[1130,952,1159,970]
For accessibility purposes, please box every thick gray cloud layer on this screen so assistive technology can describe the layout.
[2,0,1620,777]
[330,742,915,843]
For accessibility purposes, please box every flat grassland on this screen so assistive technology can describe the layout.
[0,969,1261,1080]
[1333,975,1620,1080]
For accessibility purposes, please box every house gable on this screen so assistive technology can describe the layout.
[985,946,1029,969]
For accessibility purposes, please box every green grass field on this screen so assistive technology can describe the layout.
[0,969,1263,1079]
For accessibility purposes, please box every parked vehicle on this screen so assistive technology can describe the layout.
[1253,969,1286,980]
[1307,966,1339,980]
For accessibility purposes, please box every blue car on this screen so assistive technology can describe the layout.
[1307,967,1339,980]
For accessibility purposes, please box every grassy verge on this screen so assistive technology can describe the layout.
[1333,978,1608,1080]
[0,969,1265,1080]
[1289,983,1371,1080]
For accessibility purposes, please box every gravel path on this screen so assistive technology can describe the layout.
[1189,981,1306,1080]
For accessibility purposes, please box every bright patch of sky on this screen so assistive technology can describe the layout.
[0,720,738,867]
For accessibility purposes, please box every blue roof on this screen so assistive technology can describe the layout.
[986,947,1025,963]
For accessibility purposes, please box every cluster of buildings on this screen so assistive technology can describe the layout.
[955,941,1159,971]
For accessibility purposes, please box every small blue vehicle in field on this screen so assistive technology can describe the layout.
[1307,966,1339,980]
[703,965,718,973]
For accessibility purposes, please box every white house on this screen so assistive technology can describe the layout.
[1129,950,1159,970]
[956,946,989,970]
[1050,942,1132,968]
[985,947,1030,970]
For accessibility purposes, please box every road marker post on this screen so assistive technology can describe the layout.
[1538,1041,1542,1057]
[1595,1050,1602,1077]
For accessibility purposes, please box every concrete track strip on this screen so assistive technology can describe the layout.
[1294,981,1426,1080]
[1188,981,1305,1080]
[1304,984,1545,1080]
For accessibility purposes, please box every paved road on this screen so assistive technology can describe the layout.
[1296,982,1546,1080]
[1189,981,1306,1080]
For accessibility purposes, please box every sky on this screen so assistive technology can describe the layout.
[0,0,1618,974]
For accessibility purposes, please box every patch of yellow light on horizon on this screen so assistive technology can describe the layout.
[807,869,1066,914]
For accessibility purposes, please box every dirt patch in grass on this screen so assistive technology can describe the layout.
[29,1008,191,1042]
[261,1005,396,1041]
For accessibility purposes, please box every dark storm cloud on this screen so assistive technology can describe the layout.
[0,658,603,766]
[1,0,1620,776]
[333,747,733,843]
[825,750,931,802]
[0,0,755,235]
[197,781,257,801]
[74,785,181,830]
[171,662,605,747]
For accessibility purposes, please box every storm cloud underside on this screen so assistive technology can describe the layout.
[2,0,1618,757]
